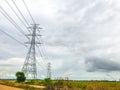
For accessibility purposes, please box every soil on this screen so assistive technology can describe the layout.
[0,84,23,90]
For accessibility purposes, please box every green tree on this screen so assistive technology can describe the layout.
[16,71,26,82]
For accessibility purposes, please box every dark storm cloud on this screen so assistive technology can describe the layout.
[85,57,120,72]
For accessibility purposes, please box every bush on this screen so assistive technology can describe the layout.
[16,71,26,82]
[44,78,52,86]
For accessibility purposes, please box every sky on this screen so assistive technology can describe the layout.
[0,0,120,80]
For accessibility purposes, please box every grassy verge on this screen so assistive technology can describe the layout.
[0,80,45,90]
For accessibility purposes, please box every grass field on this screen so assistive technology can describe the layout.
[0,79,120,90]
[61,81,120,90]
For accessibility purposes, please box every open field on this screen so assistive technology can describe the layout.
[0,79,120,90]
[61,81,120,90]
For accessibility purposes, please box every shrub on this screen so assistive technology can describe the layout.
[16,71,26,82]
[44,78,52,86]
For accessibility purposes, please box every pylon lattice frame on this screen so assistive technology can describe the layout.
[22,24,41,79]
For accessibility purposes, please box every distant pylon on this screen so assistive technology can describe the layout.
[47,62,51,78]
[22,24,41,79]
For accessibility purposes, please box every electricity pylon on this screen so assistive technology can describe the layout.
[47,62,51,79]
[22,24,41,79]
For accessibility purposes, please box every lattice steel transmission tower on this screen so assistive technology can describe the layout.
[22,24,41,79]
[47,62,51,78]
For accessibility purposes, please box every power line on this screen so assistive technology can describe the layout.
[37,45,43,57]
[0,6,27,37]
[5,0,31,39]
[35,29,48,64]
[36,30,48,61]
[37,36,49,62]
[0,6,30,40]
[4,0,27,28]
[36,44,48,64]
[10,0,35,38]
[35,27,48,66]
[36,57,47,70]
[5,0,36,39]
[36,45,48,66]
[11,0,30,26]
[0,29,26,47]
[36,46,48,76]
[22,0,35,24]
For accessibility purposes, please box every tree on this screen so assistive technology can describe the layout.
[16,71,26,82]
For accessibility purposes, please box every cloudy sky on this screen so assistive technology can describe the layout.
[0,0,120,80]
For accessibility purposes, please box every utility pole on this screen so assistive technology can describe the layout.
[22,24,41,79]
[47,62,51,79]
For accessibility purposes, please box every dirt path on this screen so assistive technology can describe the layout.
[0,84,23,90]
[30,85,45,89]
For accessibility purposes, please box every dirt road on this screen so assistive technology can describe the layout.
[0,84,23,90]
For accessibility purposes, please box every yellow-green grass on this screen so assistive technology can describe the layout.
[0,79,120,90]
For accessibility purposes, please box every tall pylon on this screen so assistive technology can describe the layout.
[47,62,51,79]
[22,24,41,79]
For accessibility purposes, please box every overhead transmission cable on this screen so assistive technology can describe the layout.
[10,0,33,36]
[0,6,30,40]
[37,34,49,62]
[37,44,48,64]
[5,0,27,28]
[37,46,48,65]
[0,29,26,47]
[35,29,48,67]
[5,0,32,36]
[22,0,35,24]
[35,34,48,65]
[36,55,47,70]
[4,0,31,40]
[36,47,48,71]
[36,61,47,77]
[35,29,49,64]
[11,0,30,26]
[0,6,24,35]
